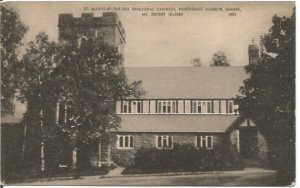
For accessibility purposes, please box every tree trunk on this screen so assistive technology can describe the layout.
[41,141,45,172]
[72,147,77,169]
[40,109,45,173]
[20,122,27,162]
[74,145,81,178]
[98,138,102,167]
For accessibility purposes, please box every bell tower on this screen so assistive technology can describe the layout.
[58,12,126,57]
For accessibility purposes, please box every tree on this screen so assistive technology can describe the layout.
[237,8,295,185]
[1,5,27,117]
[17,32,58,174]
[191,57,202,67]
[17,32,144,176]
[51,37,143,177]
[210,51,230,67]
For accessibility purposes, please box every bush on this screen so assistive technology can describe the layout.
[123,144,243,174]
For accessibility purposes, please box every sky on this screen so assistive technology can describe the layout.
[8,1,295,67]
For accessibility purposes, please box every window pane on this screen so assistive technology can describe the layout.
[192,101,197,113]
[220,100,227,113]
[157,136,162,148]
[168,136,173,148]
[172,101,176,113]
[207,102,211,113]
[131,103,136,113]
[228,101,233,113]
[196,136,200,148]
[125,136,128,147]
[128,102,131,113]
[202,102,207,113]
[123,104,127,113]
[130,136,133,148]
[163,137,167,147]
[167,106,171,113]
[137,102,141,113]
[201,136,206,148]
[207,136,213,149]
[157,102,161,113]
[163,106,166,113]
[198,106,201,113]
[119,136,123,147]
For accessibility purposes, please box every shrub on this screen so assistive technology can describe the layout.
[123,144,243,174]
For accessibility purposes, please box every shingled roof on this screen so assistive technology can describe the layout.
[125,66,248,99]
[110,115,252,133]
[2,66,248,125]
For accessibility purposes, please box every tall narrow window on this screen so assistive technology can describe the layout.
[125,136,129,147]
[131,102,137,113]
[163,101,167,113]
[123,101,129,113]
[172,101,176,113]
[197,101,202,113]
[128,102,132,113]
[130,136,134,148]
[201,101,207,113]
[195,136,214,149]
[121,101,142,114]
[137,102,141,113]
[157,100,177,114]
[192,101,197,113]
[118,135,134,149]
[131,101,141,113]
[207,136,213,149]
[227,100,234,114]
[192,101,212,114]
[119,136,123,147]
[157,136,162,148]
[156,135,173,149]
[207,102,211,113]
[157,101,162,113]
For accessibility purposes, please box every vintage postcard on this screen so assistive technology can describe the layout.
[1,1,295,186]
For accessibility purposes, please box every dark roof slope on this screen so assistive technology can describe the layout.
[125,67,248,99]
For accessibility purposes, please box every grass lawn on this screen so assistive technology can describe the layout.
[4,166,115,184]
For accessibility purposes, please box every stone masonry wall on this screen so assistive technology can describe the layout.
[229,129,240,152]
[229,127,269,166]
[58,12,126,65]
[257,131,268,162]
[110,132,226,166]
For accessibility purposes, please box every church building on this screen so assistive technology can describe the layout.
[2,12,268,171]
[57,12,268,167]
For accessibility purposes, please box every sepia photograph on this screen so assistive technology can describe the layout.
[0,1,296,186]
